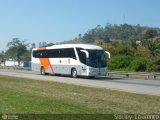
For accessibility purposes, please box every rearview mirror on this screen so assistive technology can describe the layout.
[80,50,89,58]
[105,51,110,59]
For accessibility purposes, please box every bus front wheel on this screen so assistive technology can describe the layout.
[71,68,77,78]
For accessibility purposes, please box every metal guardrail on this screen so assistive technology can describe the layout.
[0,66,31,71]
[0,66,160,80]
[108,71,160,80]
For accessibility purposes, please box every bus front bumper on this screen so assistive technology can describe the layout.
[87,67,107,76]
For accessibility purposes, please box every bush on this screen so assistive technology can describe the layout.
[108,56,154,72]
[155,59,160,65]
[151,59,160,72]
[108,55,132,70]
[151,65,160,72]
[117,45,135,56]
[130,57,152,72]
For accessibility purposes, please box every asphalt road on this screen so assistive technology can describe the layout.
[0,69,160,96]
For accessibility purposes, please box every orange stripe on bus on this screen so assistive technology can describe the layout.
[39,58,50,70]
[37,47,46,50]
[37,47,54,74]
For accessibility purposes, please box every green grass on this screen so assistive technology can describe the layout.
[0,75,160,115]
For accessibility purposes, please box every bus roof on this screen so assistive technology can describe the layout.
[33,44,103,50]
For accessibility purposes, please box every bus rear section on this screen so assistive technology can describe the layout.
[31,47,80,76]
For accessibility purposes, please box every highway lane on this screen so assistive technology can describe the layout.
[0,69,160,96]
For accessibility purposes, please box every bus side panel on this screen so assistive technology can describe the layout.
[49,58,84,75]
[32,57,41,73]
[32,56,107,77]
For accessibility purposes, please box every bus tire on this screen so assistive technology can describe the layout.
[71,68,77,78]
[41,67,46,75]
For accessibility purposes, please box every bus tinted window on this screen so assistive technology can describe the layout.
[48,48,76,59]
[33,48,76,59]
[47,49,60,58]
[76,48,86,64]
[33,50,48,58]
[61,48,76,59]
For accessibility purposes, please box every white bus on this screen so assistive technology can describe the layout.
[31,44,110,78]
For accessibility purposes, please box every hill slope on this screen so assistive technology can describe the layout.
[61,23,160,44]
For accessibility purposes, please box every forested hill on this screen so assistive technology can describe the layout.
[2,23,160,72]
[61,23,160,72]
[62,23,160,44]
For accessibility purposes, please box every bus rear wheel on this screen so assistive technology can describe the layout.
[71,68,77,78]
[41,67,46,75]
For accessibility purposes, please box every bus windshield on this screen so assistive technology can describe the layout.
[76,48,107,68]
[87,49,107,68]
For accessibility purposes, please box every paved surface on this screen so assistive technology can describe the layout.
[0,69,160,96]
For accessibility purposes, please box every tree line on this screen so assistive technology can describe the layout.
[64,23,160,72]
[0,23,160,72]
[0,38,54,66]
[69,23,159,43]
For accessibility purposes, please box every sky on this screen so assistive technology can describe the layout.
[0,0,160,51]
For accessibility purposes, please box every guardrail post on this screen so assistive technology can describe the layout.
[154,75,156,80]
[126,73,129,78]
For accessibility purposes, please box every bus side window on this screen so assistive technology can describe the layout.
[33,50,43,58]
[76,48,86,64]
[33,51,37,58]
[47,49,60,58]
[46,48,76,59]
[61,48,76,59]
[67,48,76,60]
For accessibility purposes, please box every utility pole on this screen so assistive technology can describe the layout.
[123,13,126,24]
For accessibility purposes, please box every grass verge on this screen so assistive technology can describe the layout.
[0,75,160,115]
